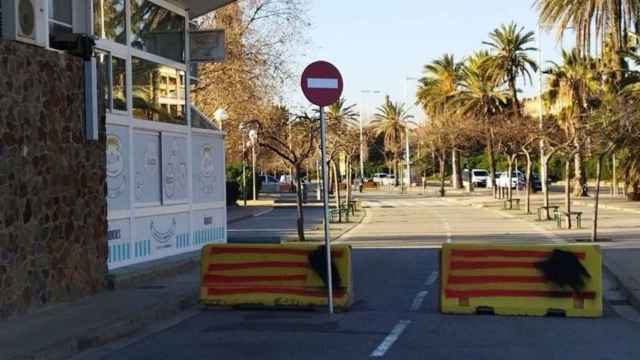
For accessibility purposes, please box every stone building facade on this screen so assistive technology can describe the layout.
[0,40,108,319]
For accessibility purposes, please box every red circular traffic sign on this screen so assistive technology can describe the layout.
[301,61,344,107]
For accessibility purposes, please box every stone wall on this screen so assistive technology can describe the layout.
[0,40,108,319]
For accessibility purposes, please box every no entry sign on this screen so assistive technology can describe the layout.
[301,61,344,107]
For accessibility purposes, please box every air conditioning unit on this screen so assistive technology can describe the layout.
[1,0,45,47]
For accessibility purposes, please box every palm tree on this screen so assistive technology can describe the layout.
[546,49,602,196]
[535,0,640,77]
[325,97,359,131]
[417,54,465,189]
[483,22,538,109]
[455,51,510,192]
[370,96,411,186]
[324,98,359,219]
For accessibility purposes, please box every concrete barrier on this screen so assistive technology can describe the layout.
[440,243,602,317]
[200,244,353,310]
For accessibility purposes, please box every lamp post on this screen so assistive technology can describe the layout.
[249,129,258,201]
[214,107,228,129]
[239,123,247,207]
[404,77,420,192]
[360,89,381,184]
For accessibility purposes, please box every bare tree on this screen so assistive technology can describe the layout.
[257,106,318,241]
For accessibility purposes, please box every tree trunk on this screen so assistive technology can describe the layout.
[346,156,352,222]
[510,75,519,109]
[507,157,514,205]
[565,158,572,229]
[331,161,341,223]
[439,156,446,197]
[394,157,400,187]
[487,130,497,198]
[541,154,551,219]
[574,149,588,197]
[591,156,603,242]
[346,156,352,205]
[524,152,532,214]
[451,149,462,190]
[295,165,305,241]
[612,153,618,197]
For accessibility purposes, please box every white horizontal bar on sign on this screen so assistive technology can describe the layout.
[307,78,339,89]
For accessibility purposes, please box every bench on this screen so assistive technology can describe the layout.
[330,206,350,223]
[537,206,560,221]
[503,198,520,210]
[348,200,361,215]
[556,211,583,229]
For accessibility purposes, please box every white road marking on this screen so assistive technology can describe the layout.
[307,78,338,89]
[409,291,429,312]
[425,271,439,287]
[370,320,411,357]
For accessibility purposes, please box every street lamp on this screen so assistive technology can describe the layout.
[214,107,228,129]
[249,129,258,201]
[404,77,420,191]
[360,89,381,184]
[239,122,248,207]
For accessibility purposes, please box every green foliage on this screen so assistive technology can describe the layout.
[226,163,262,200]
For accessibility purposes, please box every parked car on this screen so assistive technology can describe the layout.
[462,169,489,188]
[372,173,389,184]
[279,175,293,184]
[496,171,542,192]
[260,175,279,184]
[497,171,525,189]
[382,175,396,186]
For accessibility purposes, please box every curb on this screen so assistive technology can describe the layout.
[333,208,368,242]
[603,258,640,313]
[573,200,640,215]
[227,207,274,224]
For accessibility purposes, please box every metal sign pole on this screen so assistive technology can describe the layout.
[319,106,334,314]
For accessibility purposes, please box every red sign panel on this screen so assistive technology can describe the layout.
[301,61,344,107]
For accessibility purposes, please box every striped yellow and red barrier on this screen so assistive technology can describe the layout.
[200,244,353,310]
[440,243,602,317]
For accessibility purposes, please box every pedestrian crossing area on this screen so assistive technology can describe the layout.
[363,199,449,208]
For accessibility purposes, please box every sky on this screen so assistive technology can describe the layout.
[294,0,574,122]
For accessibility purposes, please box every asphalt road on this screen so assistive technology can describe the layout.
[228,207,324,243]
[81,193,640,360]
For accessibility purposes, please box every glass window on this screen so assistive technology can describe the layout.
[94,0,126,45]
[191,106,218,130]
[48,0,73,51]
[49,0,72,25]
[131,0,185,62]
[132,57,186,125]
[96,51,128,113]
[96,50,111,113]
[112,56,127,111]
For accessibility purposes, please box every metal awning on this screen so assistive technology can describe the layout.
[184,0,238,18]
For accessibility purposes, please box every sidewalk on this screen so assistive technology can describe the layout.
[1,206,275,360]
[446,191,640,312]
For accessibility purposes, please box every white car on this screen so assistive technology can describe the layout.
[372,173,389,184]
[462,169,489,188]
[497,171,526,189]
[382,175,396,186]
